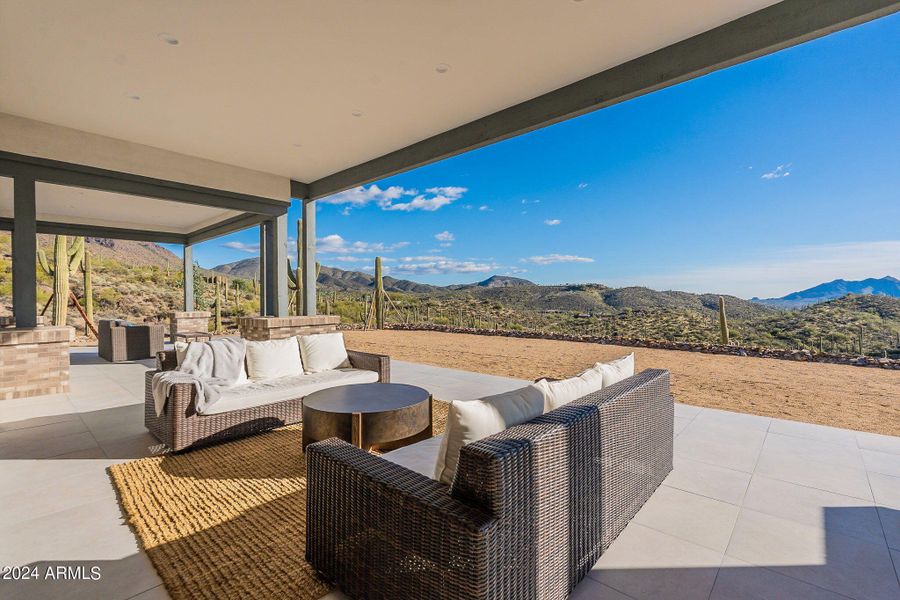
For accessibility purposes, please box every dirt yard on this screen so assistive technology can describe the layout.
[344,329,900,437]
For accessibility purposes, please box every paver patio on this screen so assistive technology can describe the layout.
[0,347,898,600]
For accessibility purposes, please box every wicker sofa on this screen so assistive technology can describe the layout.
[306,368,673,600]
[145,348,390,452]
[98,319,165,362]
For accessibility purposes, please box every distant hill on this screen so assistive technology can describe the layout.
[35,235,181,268]
[448,275,536,290]
[754,276,900,308]
[209,258,440,293]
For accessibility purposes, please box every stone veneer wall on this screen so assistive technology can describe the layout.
[168,311,212,340]
[237,316,340,341]
[0,326,74,400]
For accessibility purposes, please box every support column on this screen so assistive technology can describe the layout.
[183,244,194,311]
[258,223,268,315]
[263,216,288,317]
[301,199,317,316]
[12,177,37,328]
[273,213,289,317]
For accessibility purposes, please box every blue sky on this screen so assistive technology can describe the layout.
[183,13,899,299]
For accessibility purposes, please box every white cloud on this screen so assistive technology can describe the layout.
[478,205,490,211]
[222,241,259,253]
[392,258,499,275]
[317,234,409,255]
[577,182,589,189]
[524,254,594,265]
[608,240,900,298]
[439,243,453,248]
[761,164,792,180]
[320,184,467,212]
[435,231,455,242]
[544,219,561,226]
[331,256,365,263]
[521,199,540,204]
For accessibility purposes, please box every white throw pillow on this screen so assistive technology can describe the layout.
[245,337,303,380]
[598,353,635,387]
[434,385,544,485]
[535,362,605,412]
[298,332,350,374]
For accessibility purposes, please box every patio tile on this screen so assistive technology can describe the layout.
[0,497,142,565]
[762,431,866,470]
[742,475,884,545]
[633,485,739,552]
[672,417,691,436]
[588,523,723,600]
[0,396,78,428]
[878,507,900,550]
[869,472,900,508]
[754,449,873,501]
[710,556,852,600]
[128,586,171,600]
[892,550,900,587]
[768,418,859,447]
[99,432,167,460]
[726,508,900,600]
[674,425,765,473]
[0,418,88,447]
[857,431,900,456]
[0,431,100,460]
[0,464,117,528]
[570,577,635,599]
[673,403,702,419]
[663,456,751,505]
[690,407,772,432]
[862,449,900,478]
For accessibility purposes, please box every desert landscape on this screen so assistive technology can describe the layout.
[344,329,900,437]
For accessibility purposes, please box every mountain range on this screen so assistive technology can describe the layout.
[209,257,535,294]
[752,276,900,308]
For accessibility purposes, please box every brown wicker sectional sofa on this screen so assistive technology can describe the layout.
[145,349,390,452]
[98,319,165,362]
[306,368,673,600]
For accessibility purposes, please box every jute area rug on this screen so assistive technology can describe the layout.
[109,400,450,600]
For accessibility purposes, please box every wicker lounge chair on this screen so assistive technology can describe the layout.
[306,369,674,600]
[98,319,165,362]
[145,349,390,452]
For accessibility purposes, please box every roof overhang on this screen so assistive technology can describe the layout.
[0,0,896,224]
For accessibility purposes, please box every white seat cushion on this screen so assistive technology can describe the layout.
[598,353,635,387]
[434,385,544,485]
[381,435,444,479]
[534,362,604,412]
[245,337,303,380]
[200,368,377,415]
[298,332,350,373]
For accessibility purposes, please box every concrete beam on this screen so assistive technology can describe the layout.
[0,218,186,245]
[258,223,268,316]
[273,213,289,317]
[0,151,288,215]
[12,177,37,328]
[306,0,900,199]
[263,220,275,316]
[186,212,269,245]
[183,245,194,312]
[301,200,317,316]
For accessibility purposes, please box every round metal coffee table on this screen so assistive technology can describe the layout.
[301,383,432,452]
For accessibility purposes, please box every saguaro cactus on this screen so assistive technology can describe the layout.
[718,296,730,345]
[81,250,94,333]
[214,276,223,333]
[375,256,384,329]
[37,235,84,326]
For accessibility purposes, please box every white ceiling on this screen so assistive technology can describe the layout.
[0,0,781,184]
[0,178,242,234]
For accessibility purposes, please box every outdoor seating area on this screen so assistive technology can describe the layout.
[0,343,898,600]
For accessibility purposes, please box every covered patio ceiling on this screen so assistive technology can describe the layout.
[2,0,896,205]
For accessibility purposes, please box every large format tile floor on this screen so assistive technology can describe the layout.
[0,347,898,600]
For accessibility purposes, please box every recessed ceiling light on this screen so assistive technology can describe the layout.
[158,33,179,45]
[125,93,141,101]
[351,110,364,117]
[435,63,450,74]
